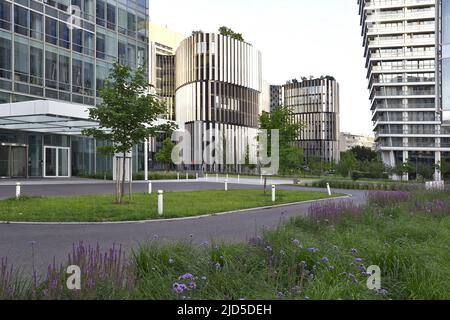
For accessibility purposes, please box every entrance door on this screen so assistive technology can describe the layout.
[44,146,70,178]
[0,145,28,178]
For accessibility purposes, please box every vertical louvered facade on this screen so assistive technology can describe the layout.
[283,78,340,163]
[175,32,262,171]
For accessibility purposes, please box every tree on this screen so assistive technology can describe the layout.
[83,63,176,204]
[218,26,245,42]
[349,146,378,162]
[259,106,304,174]
[156,138,175,172]
[337,151,358,178]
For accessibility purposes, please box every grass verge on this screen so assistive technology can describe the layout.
[0,190,339,222]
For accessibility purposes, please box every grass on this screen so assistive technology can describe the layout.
[2,190,449,300]
[0,189,339,222]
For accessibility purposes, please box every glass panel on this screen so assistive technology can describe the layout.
[45,147,57,177]
[72,28,82,53]
[11,147,27,177]
[0,1,11,31]
[30,45,43,85]
[96,31,105,59]
[14,5,28,36]
[84,60,94,95]
[96,0,105,26]
[84,0,95,21]
[59,51,70,91]
[83,31,94,56]
[30,11,43,40]
[107,3,116,30]
[442,59,450,110]
[0,146,9,177]
[0,36,11,79]
[45,17,58,45]
[58,148,69,176]
[72,57,83,93]
[45,49,58,89]
[443,0,450,46]
[59,21,70,49]
[14,40,29,82]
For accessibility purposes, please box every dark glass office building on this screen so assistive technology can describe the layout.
[0,0,149,178]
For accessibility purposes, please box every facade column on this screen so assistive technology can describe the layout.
[144,138,149,181]
[435,151,442,181]
[402,150,409,181]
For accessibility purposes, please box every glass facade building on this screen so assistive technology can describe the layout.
[358,0,450,180]
[0,0,149,178]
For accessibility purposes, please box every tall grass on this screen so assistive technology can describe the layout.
[1,189,449,300]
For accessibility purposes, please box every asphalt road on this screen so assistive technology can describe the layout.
[0,181,366,276]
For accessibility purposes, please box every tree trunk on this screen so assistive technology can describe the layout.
[120,151,127,204]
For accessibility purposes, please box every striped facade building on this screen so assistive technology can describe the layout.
[283,77,340,163]
[175,32,262,171]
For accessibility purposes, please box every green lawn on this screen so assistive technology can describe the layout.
[0,190,339,222]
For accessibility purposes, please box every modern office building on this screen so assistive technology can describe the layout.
[358,0,450,180]
[149,23,183,121]
[0,0,149,178]
[283,77,341,163]
[175,31,262,171]
[269,85,283,112]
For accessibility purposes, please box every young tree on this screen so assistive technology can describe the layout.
[156,138,175,172]
[83,63,176,204]
[259,106,304,174]
[337,151,358,178]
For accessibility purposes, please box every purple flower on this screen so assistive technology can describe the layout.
[201,276,207,281]
[307,248,320,253]
[188,281,197,289]
[168,258,174,264]
[355,258,364,262]
[179,273,194,280]
[321,257,330,264]
[215,262,222,270]
[173,283,187,294]
[292,239,301,247]
[351,248,358,254]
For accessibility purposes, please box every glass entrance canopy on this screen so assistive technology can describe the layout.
[0,100,99,135]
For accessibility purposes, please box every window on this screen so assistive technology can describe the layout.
[0,1,11,31]
[127,44,136,68]
[83,31,94,56]
[0,36,11,79]
[59,51,70,91]
[107,3,116,30]
[72,58,83,93]
[14,5,28,36]
[14,39,29,83]
[96,61,108,96]
[84,0,95,21]
[127,12,136,37]
[96,0,105,26]
[30,11,43,40]
[45,17,58,45]
[59,22,70,49]
[84,61,94,95]
[45,49,58,89]
[96,32,105,59]
[105,32,117,61]
[30,45,43,85]
[72,28,82,53]
[118,7,127,34]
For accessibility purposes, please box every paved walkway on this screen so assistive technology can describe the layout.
[0,180,365,276]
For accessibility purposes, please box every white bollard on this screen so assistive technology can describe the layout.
[148,181,152,194]
[186,173,189,180]
[177,172,180,180]
[206,173,209,181]
[158,190,164,216]
[16,182,21,199]
[225,180,228,191]
[216,174,219,182]
[196,173,199,180]
[326,183,332,196]
[272,185,276,203]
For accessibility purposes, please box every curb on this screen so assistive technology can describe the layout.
[0,194,352,226]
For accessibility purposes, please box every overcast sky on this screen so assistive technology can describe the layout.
[150,0,373,136]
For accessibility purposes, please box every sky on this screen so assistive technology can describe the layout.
[150,0,373,136]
